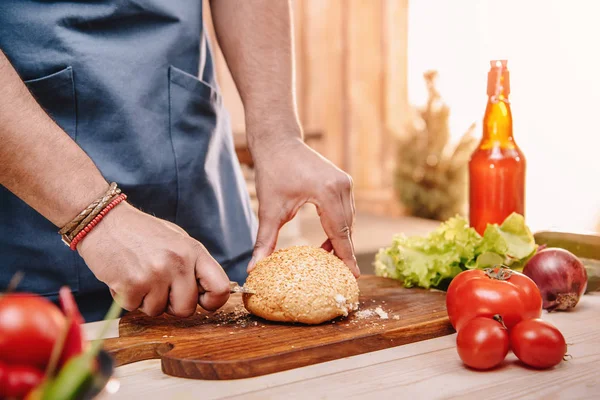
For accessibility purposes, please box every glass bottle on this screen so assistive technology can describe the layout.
[469,60,526,235]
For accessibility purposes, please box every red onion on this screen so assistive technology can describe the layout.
[523,248,588,311]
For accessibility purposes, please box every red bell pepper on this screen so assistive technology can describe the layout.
[58,287,88,366]
[0,361,44,399]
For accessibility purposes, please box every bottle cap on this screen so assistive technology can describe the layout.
[487,60,510,97]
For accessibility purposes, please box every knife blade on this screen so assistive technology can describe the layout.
[197,279,255,295]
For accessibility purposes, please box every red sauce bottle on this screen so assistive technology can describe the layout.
[469,60,526,235]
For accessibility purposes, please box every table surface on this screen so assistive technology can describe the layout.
[86,292,599,400]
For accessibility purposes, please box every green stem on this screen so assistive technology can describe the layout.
[7,271,24,292]
[484,265,513,281]
[492,314,508,330]
[0,272,24,299]
[45,315,73,378]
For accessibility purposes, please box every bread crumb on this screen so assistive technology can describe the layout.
[355,309,376,319]
[393,315,400,320]
[334,294,349,316]
[355,306,391,321]
[207,304,254,327]
[374,307,388,320]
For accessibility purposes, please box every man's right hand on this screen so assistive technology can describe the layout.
[0,52,229,318]
[77,202,231,317]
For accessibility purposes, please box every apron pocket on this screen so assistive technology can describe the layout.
[25,66,77,140]
[0,66,80,297]
[168,65,256,276]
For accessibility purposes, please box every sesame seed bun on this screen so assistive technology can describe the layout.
[242,246,360,325]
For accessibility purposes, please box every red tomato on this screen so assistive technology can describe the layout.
[0,361,45,399]
[58,286,87,366]
[510,319,567,369]
[0,294,65,369]
[446,268,542,331]
[505,272,544,320]
[456,317,509,370]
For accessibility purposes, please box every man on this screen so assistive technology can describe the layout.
[0,1,359,322]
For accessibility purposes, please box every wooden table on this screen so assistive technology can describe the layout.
[86,292,599,400]
[84,214,600,399]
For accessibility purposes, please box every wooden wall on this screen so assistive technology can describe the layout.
[204,0,409,216]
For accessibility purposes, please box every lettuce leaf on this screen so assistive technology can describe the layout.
[374,213,536,289]
[476,213,537,269]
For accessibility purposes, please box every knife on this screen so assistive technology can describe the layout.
[197,279,255,294]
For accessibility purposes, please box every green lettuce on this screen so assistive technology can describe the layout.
[374,213,537,289]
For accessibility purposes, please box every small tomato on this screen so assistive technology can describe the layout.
[456,316,509,370]
[0,294,65,369]
[0,361,45,399]
[510,318,567,369]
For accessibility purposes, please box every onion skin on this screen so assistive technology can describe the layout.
[523,248,588,311]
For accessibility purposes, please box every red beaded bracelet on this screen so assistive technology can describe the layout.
[70,193,128,251]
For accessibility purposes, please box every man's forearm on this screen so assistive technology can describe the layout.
[0,51,108,227]
[209,0,302,151]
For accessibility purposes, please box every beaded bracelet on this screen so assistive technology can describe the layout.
[59,183,120,236]
[69,193,128,251]
[59,182,122,246]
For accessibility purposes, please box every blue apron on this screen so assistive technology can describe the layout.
[0,1,257,321]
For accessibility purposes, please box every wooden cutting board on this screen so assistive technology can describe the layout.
[103,275,453,380]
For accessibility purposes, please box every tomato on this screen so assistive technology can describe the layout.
[510,318,567,369]
[0,361,45,399]
[456,317,509,370]
[504,272,544,320]
[446,267,542,331]
[58,286,87,366]
[0,294,65,369]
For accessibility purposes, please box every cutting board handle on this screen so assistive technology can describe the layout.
[101,336,173,367]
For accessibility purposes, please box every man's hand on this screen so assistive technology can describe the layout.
[249,134,359,278]
[209,1,359,277]
[77,202,231,317]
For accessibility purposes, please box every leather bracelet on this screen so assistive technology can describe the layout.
[58,182,119,236]
[59,182,122,246]
[69,193,128,250]
[68,189,121,241]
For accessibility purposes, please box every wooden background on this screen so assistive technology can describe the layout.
[203,0,410,216]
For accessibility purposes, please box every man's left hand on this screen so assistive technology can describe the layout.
[248,133,359,278]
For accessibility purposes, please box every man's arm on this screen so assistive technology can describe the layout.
[0,51,230,316]
[0,50,108,226]
[210,0,359,276]
[208,0,299,147]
